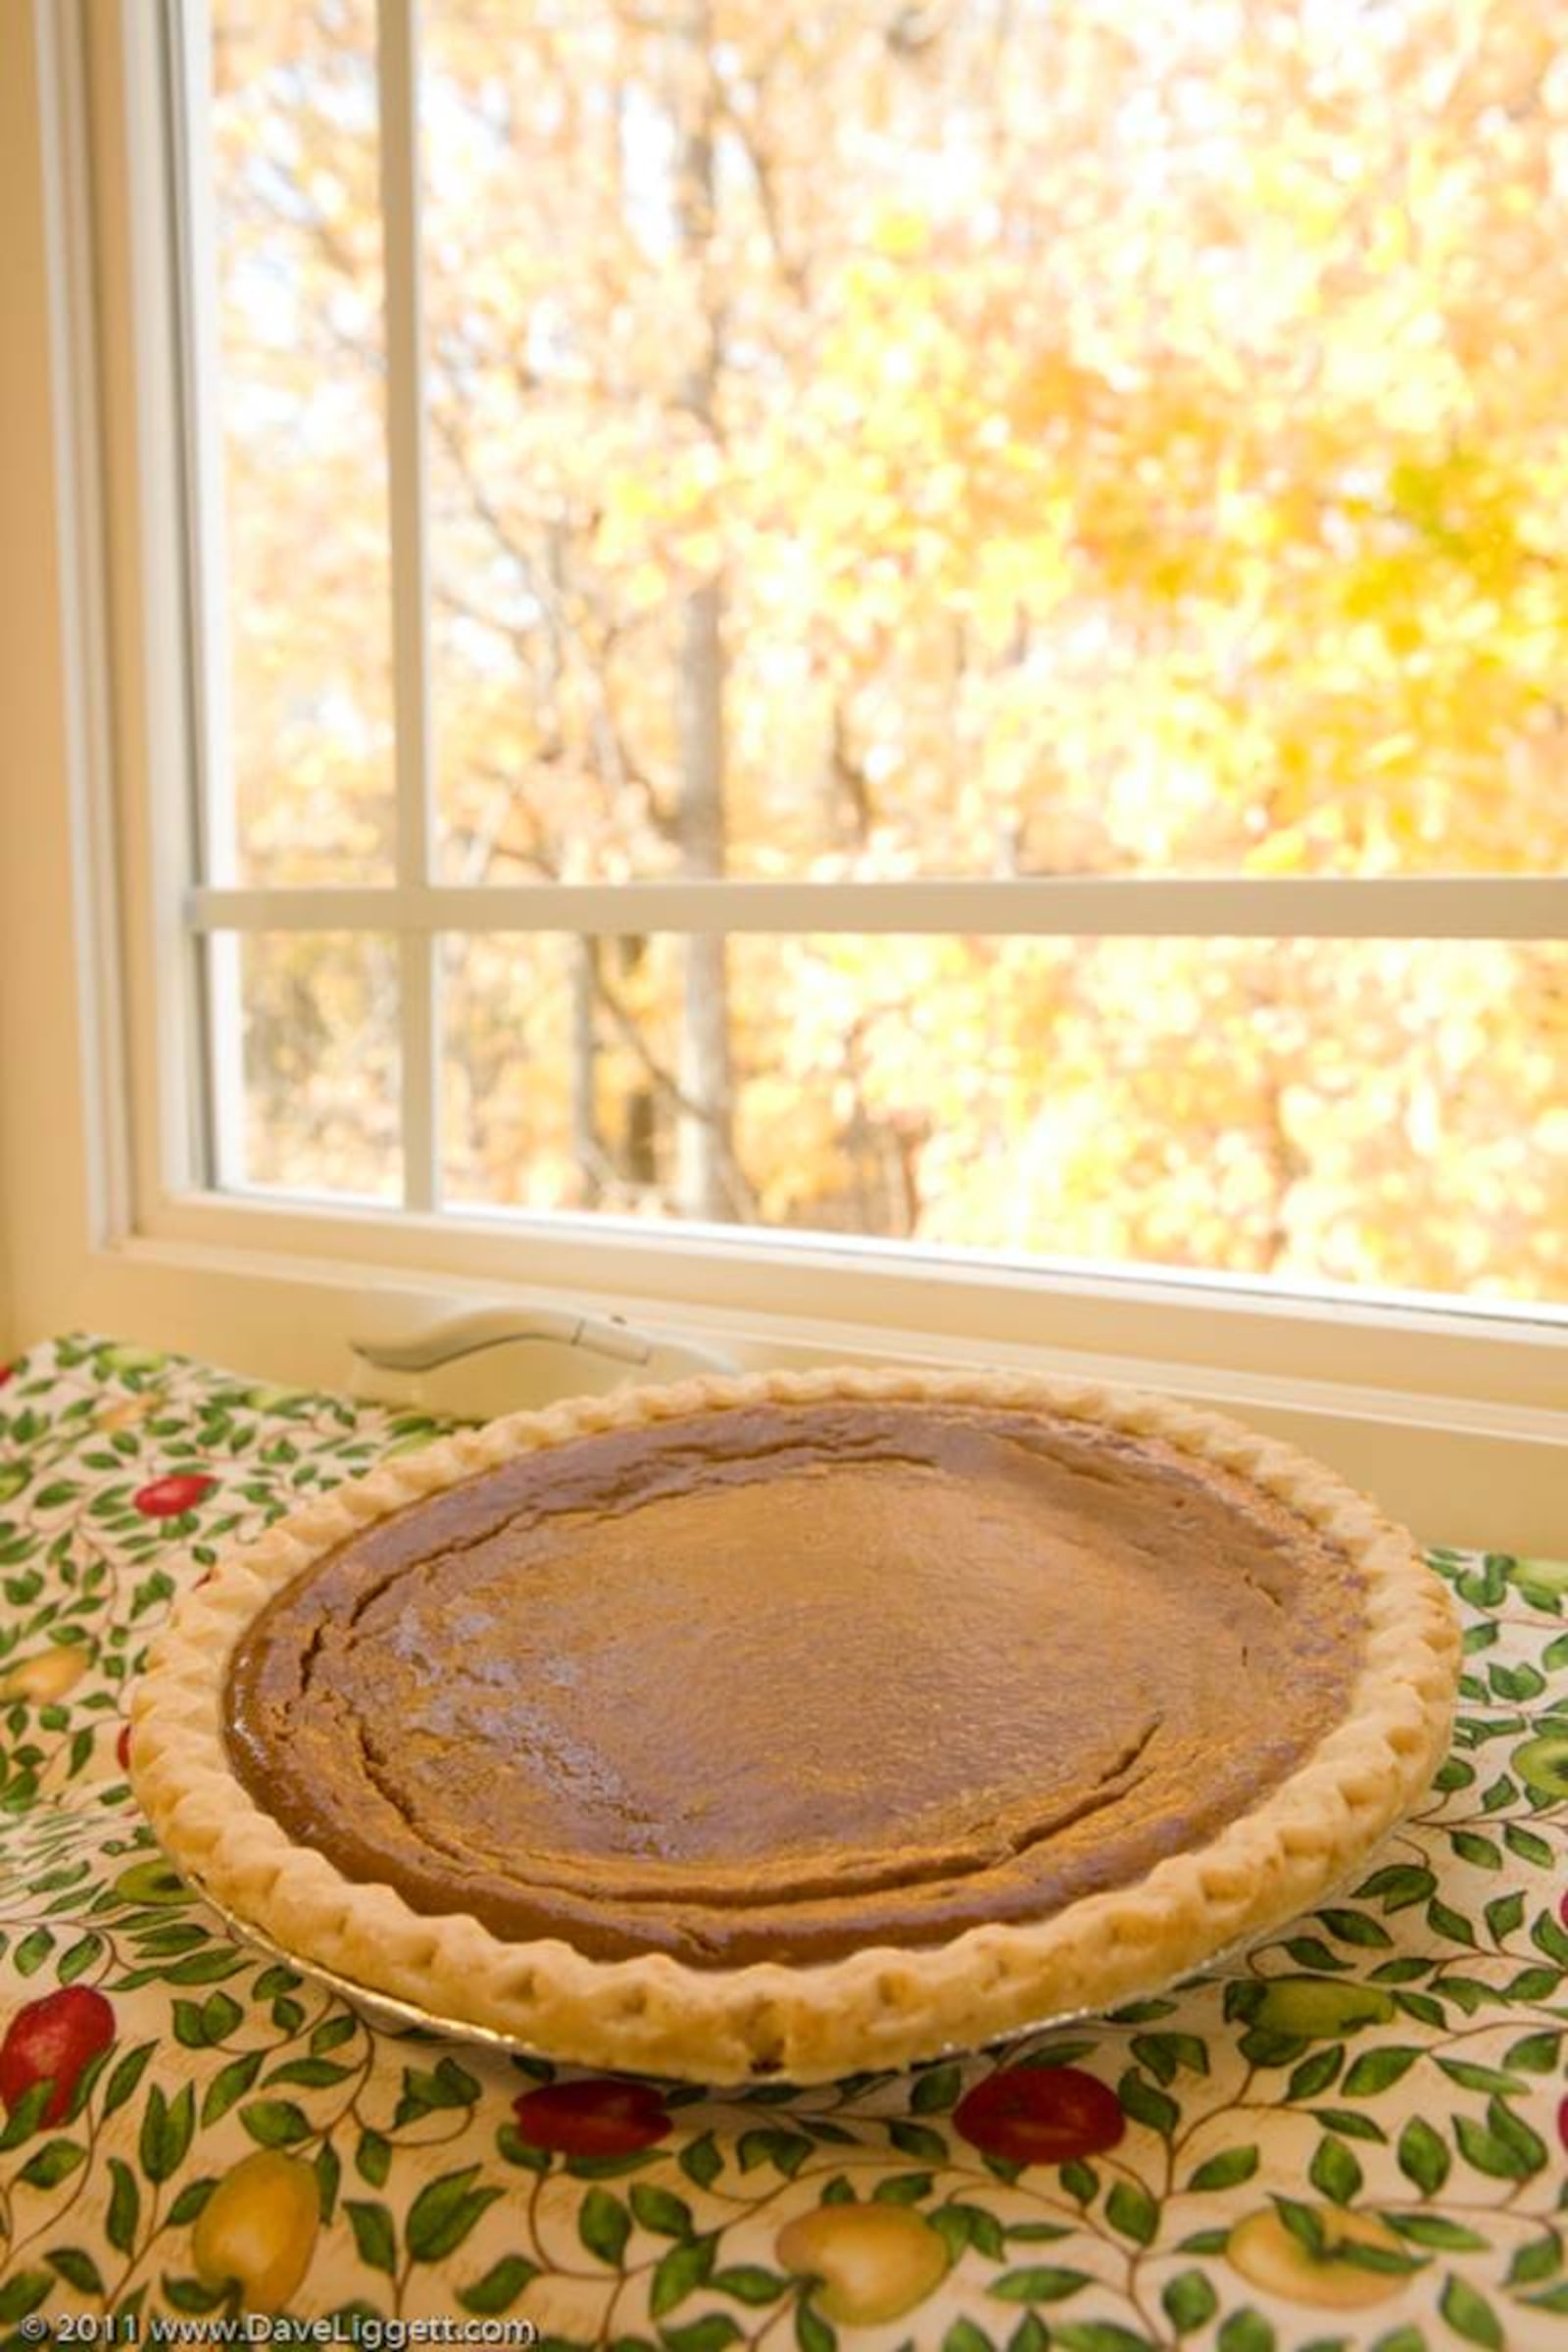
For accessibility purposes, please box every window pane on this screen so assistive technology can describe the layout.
[442,934,1567,1306]
[206,0,395,883]
[420,1,1568,885]
[216,933,400,1201]
[442,933,576,1209]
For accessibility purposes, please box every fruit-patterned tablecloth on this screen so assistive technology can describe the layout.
[0,1336,1563,2352]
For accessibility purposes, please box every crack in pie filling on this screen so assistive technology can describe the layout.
[133,1369,1460,2082]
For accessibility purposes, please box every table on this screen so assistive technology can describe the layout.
[0,1336,1563,2350]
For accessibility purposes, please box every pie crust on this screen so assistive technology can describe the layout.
[131,1367,1459,2083]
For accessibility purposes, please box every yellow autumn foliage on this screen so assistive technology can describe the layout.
[210,0,1566,1300]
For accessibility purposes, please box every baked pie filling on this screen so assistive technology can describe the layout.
[225,1400,1363,1968]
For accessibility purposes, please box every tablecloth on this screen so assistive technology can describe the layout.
[0,1335,1562,2351]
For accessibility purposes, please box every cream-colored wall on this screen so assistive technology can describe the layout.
[0,0,97,1357]
[0,1145,10,1358]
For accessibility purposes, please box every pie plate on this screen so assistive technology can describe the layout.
[130,1366,1461,2084]
[184,1859,1279,2070]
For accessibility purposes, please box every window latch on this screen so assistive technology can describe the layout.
[348,1304,737,1415]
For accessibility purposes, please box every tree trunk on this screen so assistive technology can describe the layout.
[568,935,602,1207]
[674,579,731,1218]
[615,936,659,1190]
[670,0,734,1224]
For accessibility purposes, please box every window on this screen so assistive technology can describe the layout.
[7,0,1566,1547]
[189,1,1566,1292]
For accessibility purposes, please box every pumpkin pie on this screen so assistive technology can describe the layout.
[131,1367,1458,2082]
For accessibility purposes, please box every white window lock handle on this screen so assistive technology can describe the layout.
[349,1305,737,1393]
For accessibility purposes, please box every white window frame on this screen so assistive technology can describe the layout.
[4,0,1564,1552]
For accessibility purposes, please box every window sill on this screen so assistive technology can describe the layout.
[63,1219,1568,1557]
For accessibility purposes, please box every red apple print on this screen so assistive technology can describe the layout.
[954,2063,1125,2165]
[0,1366,13,1387]
[512,2076,671,2156]
[0,1986,116,2126]
[116,1724,132,1771]
[132,1473,217,1518]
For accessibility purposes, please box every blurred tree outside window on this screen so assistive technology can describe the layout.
[207,0,1567,1305]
